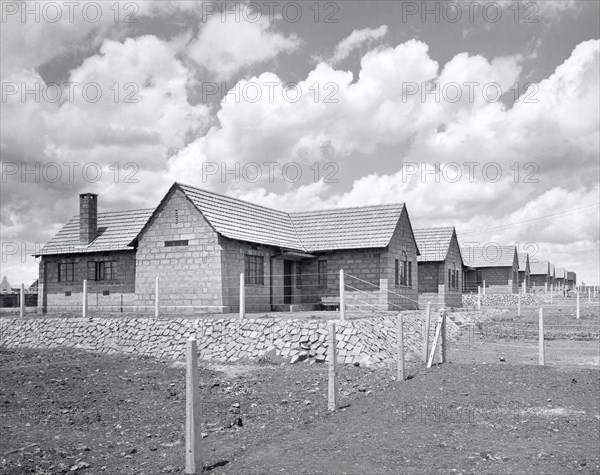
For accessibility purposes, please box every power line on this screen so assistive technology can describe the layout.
[460,202,600,236]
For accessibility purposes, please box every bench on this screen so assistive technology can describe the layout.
[320,296,340,311]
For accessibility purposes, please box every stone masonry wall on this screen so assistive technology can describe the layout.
[0,314,459,368]
[134,187,223,312]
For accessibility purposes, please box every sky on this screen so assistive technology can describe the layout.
[1,0,599,286]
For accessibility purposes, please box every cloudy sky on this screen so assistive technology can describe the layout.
[1,0,599,286]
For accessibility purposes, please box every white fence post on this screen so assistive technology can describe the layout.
[19,283,25,318]
[550,285,553,303]
[339,269,345,321]
[588,288,591,303]
[482,280,486,295]
[544,282,548,294]
[477,286,481,310]
[328,321,338,411]
[576,291,580,319]
[82,279,88,318]
[538,308,545,366]
[422,302,431,363]
[185,338,202,474]
[155,276,159,318]
[517,288,521,317]
[239,273,245,320]
[397,314,405,381]
[522,281,526,294]
[440,309,447,364]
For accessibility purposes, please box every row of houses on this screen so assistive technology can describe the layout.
[32,183,579,313]
[0,277,38,307]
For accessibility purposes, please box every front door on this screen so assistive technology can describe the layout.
[283,260,293,305]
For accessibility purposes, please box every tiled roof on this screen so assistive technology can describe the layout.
[36,209,154,256]
[178,183,407,252]
[40,183,413,256]
[517,253,530,272]
[555,267,566,279]
[529,260,550,276]
[178,184,303,250]
[290,204,405,252]
[413,227,456,262]
[460,245,516,268]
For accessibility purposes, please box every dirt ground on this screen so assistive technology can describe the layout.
[1,338,599,475]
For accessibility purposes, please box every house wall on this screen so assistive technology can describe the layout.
[135,187,223,312]
[219,237,290,313]
[530,274,549,289]
[299,249,383,310]
[440,235,463,307]
[417,262,439,293]
[518,270,530,291]
[38,250,136,312]
[479,265,518,294]
[382,208,419,310]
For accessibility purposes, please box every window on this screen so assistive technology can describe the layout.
[448,269,452,288]
[244,255,264,285]
[88,261,114,281]
[401,251,408,286]
[408,261,412,287]
[165,240,188,247]
[318,260,327,286]
[394,259,399,286]
[58,263,74,282]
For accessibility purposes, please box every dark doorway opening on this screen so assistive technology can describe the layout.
[283,260,293,305]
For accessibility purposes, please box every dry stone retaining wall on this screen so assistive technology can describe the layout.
[0,314,459,368]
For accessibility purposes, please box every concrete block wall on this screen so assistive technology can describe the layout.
[384,209,419,310]
[39,250,136,312]
[134,188,223,312]
[0,313,460,367]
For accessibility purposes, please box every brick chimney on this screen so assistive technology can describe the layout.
[79,193,98,244]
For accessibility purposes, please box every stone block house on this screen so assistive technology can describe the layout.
[413,227,463,308]
[35,183,420,314]
[566,271,577,289]
[461,245,519,294]
[517,253,530,292]
[555,268,566,290]
[529,260,550,290]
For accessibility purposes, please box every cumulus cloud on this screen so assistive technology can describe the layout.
[185,16,300,80]
[327,25,388,65]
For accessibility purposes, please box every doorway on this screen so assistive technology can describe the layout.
[283,260,293,305]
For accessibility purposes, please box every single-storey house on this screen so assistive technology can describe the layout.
[529,260,550,290]
[566,271,577,290]
[461,245,519,294]
[413,227,463,308]
[555,268,566,290]
[35,183,420,314]
[517,253,530,292]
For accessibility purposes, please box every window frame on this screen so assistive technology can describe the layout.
[317,260,327,287]
[244,254,265,286]
[58,262,74,282]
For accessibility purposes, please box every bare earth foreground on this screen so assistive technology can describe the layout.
[1,334,599,475]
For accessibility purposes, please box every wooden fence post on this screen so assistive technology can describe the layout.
[397,314,405,381]
[185,338,202,474]
[538,308,545,366]
[239,273,245,320]
[328,321,338,411]
[440,309,447,364]
[82,279,88,318]
[155,276,159,318]
[339,269,345,321]
[19,283,25,318]
[422,302,431,363]
[576,291,580,319]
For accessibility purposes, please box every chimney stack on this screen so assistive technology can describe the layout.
[79,193,98,244]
